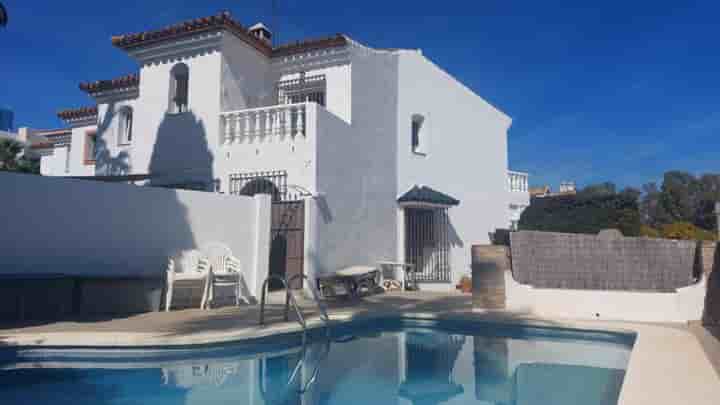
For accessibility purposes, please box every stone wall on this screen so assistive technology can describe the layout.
[702,242,720,325]
[510,230,697,292]
[471,245,507,309]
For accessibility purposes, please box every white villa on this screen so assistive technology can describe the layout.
[35,11,520,290]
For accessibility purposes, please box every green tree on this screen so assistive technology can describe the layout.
[579,182,617,197]
[519,191,641,236]
[0,138,39,174]
[0,3,7,27]
[640,182,672,227]
[660,171,700,223]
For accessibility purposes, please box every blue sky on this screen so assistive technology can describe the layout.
[1,0,718,189]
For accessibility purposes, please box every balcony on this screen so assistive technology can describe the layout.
[219,103,308,144]
[508,170,529,193]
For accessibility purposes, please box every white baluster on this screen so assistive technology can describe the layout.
[284,107,291,135]
[221,115,227,144]
[273,108,281,135]
[231,113,239,142]
[296,105,305,137]
[254,111,262,136]
[265,110,272,137]
[243,112,250,139]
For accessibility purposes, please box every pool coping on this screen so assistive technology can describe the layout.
[1,307,719,405]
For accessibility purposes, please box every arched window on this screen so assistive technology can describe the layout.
[169,63,189,113]
[411,114,426,154]
[118,106,133,145]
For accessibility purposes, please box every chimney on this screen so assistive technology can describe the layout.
[249,23,272,46]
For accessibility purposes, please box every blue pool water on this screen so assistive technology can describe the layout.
[0,318,634,405]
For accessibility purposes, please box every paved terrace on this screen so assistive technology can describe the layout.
[1,291,719,405]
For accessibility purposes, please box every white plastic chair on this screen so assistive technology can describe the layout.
[202,242,250,307]
[208,255,251,308]
[165,250,211,312]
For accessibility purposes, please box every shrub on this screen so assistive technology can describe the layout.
[661,222,717,241]
[639,225,661,238]
[519,192,641,236]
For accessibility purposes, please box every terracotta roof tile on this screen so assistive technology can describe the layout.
[110,11,348,59]
[80,74,139,94]
[111,11,272,56]
[57,106,98,121]
[33,128,71,137]
[30,142,55,150]
[272,34,348,58]
[398,186,460,206]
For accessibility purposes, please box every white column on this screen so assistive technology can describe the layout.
[303,196,318,294]
[251,194,272,300]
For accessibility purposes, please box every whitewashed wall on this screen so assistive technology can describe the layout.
[396,50,512,288]
[95,48,222,189]
[505,271,707,323]
[95,99,137,176]
[0,172,271,297]
[274,64,353,123]
[69,124,97,176]
[220,34,272,112]
[39,146,68,176]
[306,47,399,278]
[215,104,318,194]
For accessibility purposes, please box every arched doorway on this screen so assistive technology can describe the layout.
[239,178,282,202]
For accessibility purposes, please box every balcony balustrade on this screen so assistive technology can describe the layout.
[219,103,307,144]
[508,170,529,193]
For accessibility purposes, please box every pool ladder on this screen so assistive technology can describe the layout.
[259,274,331,333]
[258,274,332,396]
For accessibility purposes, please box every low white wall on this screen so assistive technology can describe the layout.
[0,172,271,298]
[505,271,707,323]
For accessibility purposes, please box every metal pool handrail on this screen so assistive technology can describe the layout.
[286,274,331,326]
[259,275,306,329]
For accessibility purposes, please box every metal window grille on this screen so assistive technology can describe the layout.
[277,74,326,106]
[405,208,452,283]
[228,170,301,202]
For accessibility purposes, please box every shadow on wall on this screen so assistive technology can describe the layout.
[95,101,130,175]
[703,243,720,325]
[149,111,214,191]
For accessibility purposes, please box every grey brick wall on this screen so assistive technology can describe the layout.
[510,231,698,292]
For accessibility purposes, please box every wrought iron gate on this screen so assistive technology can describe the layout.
[270,200,305,289]
[405,208,451,283]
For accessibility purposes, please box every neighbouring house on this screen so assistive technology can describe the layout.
[37,11,513,290]
[507,170,529,230]
[0,107,13,131]
[529,181,576,199]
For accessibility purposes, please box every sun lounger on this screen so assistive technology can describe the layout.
[317,266,380,298]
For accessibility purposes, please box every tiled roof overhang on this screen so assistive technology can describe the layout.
[110,11,348,59]
[272,34,348,58]
[398,185,460,207]
[30,142,55,150]
[80,74,139,95]
[57,106,98,121]
[111,11,273,57]
[33,128,71,137]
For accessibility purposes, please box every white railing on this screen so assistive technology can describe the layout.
[219,103,307,145]
[508,170,529,193]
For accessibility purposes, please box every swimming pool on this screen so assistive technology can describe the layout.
[0,318,634,405]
